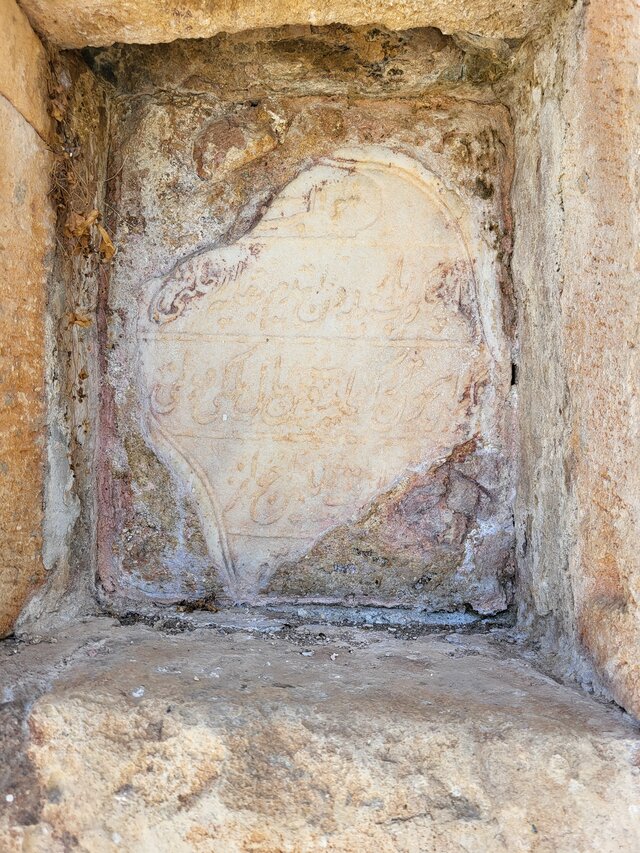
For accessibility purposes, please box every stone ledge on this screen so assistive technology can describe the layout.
[18,0,565,49]
[1,617,638,851]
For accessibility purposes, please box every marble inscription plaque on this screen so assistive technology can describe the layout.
[139,147,492,597]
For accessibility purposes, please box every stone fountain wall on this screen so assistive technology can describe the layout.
[1,0,639,718]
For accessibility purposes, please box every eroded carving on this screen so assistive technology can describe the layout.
[139,147,495,597]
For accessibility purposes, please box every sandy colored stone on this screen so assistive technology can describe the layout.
[92,36,514,610]
[19,0,567,49]
[0,0,52,142]
[0,96,54,637]
[509,0,640,717]
[564,0,640,729]
[0,616,639,852]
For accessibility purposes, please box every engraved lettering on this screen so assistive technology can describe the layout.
[138,147,493,595]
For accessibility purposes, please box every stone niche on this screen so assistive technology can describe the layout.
[91,30,515,614]
[4,4,640,848]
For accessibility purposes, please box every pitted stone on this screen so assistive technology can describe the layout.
[139,148,496,598]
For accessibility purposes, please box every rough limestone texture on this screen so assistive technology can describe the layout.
[0,0,54,637]
[0,0,52,142]
[93,31,515,612]
[0,616,639,852]
[19,55,112,633]
[508,0,640,717]
[19,0,567,49]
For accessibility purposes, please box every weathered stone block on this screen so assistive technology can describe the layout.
[0,0,52,143]
[18,0,564,49]
[94,38,514,612]
[0,96,54,636]
[510,0,640,718]
[1,618,639,851]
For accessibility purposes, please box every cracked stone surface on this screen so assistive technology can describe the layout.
[1,616,639,851]
[92,31,515,612]
[137,146,511,608]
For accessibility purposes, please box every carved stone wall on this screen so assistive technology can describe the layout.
[1,0,638,724]
[94,31,515,612]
